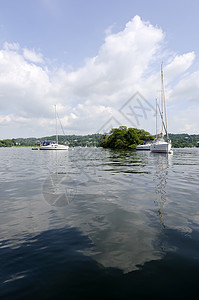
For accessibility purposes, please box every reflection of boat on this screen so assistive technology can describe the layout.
[153,153,170,228]
[150,64,172,154]
[40,105,69,151]
[136,143,151,151]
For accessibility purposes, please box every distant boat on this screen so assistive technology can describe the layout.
[40,141,69,150]
[136,143,151,151]
[150,64,172,154]
[40,105,69,151]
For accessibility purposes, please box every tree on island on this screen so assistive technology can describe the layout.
[0,139,16,147]
[99,126,154,149]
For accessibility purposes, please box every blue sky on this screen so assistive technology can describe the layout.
[0,0,199,138]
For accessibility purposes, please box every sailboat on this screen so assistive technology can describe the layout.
[40,105,69,150]
[150,64,172,153]
[136,143,151,151]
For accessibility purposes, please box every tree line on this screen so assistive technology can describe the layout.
[169,133,199,148]
[1,131,199,148]
[0,139,17,147]
[0,134,101,147]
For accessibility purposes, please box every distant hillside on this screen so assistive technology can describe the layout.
[169,133,199,148]
[1,132,199,148]
[14,134,101,147]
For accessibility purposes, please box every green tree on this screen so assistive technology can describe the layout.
[99,126,154,149]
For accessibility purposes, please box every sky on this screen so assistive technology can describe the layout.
[0,0,199,138]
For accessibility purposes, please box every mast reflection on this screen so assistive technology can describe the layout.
[152,153,172,228]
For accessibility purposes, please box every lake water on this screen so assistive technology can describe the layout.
[0,147,199,299]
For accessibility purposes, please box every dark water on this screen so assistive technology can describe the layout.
[0,147,199,299]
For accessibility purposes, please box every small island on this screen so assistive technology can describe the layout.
[99,126,154,149]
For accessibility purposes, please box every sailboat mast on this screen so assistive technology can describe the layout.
[161,64,164,133]
[156,98,158,138]
[55,105,58,144]
[161,63,169,140]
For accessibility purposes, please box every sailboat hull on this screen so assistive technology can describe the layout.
[136,144,151,151]
[150,141,171,153]
[40,143,69,150]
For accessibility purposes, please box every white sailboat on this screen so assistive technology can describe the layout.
[150,64,172,154]
[136,143,151,151]
[40,105,69,150]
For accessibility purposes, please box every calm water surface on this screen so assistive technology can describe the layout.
[0,147,199,299]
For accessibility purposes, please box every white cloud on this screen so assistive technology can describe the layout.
[23,48,44,63]
[0,15,199,138]
[165,52,195,83]
[3,42,20,51]
[170,70,199,102]
[169,103,199,133]
[66,15,164,100]
[0,114,12,125]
